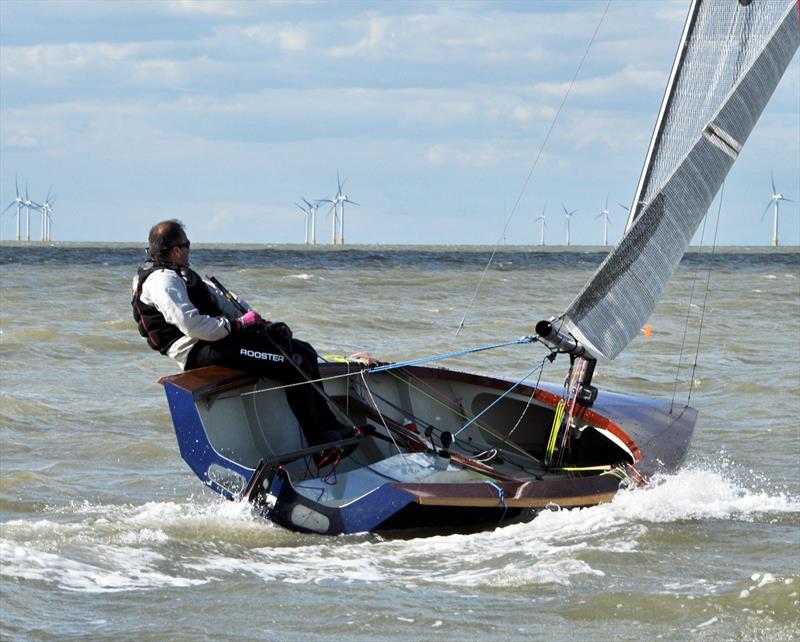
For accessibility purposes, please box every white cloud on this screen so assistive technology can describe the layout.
[560,111,650,151]
[655,7,690,24]
[426,144,447,165]
[5,134,38,149]
[483,97,555,126]
[531,64,666,99]
[203,202,296,242]
[0,41,173,85]
[241,24,270,43]
[130,59,186,87]
[278,28,308,52]
[206,207,237,231]
[166,0,241,17]
[238,23,309,52]
[319,9,590,66]
[329,17,389,59]
[619,65,667,92]
[424,142,516,168]
[512,105,533,123]
[164,87,485,132]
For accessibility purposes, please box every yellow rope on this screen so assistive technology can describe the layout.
[601,467,628,480]
[545,399,566,467]
[555,465,612,472]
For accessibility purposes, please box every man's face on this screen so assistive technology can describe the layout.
[168,232,191,267]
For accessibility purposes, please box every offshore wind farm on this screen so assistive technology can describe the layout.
[1,178,796,248]
[2,179,796,247]
[0,159,795,248]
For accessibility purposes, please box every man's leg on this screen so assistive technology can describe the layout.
[282,338,352,438]
[187,334,348,445]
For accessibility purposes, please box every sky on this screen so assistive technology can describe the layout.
[0,0,798,246]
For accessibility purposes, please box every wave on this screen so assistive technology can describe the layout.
[1,466,797,594]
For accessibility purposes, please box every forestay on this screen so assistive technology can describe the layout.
[560,0,799,361]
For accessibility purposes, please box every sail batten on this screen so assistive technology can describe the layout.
[563,0,799,362]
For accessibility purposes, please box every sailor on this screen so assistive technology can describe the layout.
[131,219,352,449]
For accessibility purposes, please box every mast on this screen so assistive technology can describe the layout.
[626,0,701,232]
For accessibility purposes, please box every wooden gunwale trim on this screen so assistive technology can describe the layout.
[196,375,262,400]
[407,493,617,508]
[392,478,619,508]
[394,474,621,508]
[158,366,257,399]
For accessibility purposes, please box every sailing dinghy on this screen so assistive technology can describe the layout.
[160,0,799,535]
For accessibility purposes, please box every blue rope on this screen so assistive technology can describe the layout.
[453,361,545,437]
[484,480,508,522]
[368,336,536,374]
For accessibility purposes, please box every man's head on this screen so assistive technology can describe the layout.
[147,219,191,266]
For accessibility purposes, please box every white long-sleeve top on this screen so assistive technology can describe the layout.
[133,268,244,369]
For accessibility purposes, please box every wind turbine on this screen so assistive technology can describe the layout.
[22,182,41,241]
[333,171,359,245]
[295,201,311,244]
[42,200,54,241]
[301,197,322,245]
[595,195,612,246]
[318,195,339,245]
[761,170,793,247]
[40,186,55,241]
[535,203,548,246]
[47,195,56,241]
[562,203,577,246]
[2,176,24,240]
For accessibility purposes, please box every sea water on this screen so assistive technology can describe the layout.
[1,244,798,641]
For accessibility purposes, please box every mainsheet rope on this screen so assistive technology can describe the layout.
[238,335,539,397]
[369,336,537,373]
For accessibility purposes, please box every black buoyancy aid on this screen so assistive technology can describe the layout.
[132,262,226,354]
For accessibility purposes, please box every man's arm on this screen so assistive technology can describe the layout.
[203,278,252,318]
[141,270,232,341]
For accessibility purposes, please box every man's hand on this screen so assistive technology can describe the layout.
[232,310,263,332]
[265,321,293,343]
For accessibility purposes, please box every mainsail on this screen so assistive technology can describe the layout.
[559,0,799,361]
